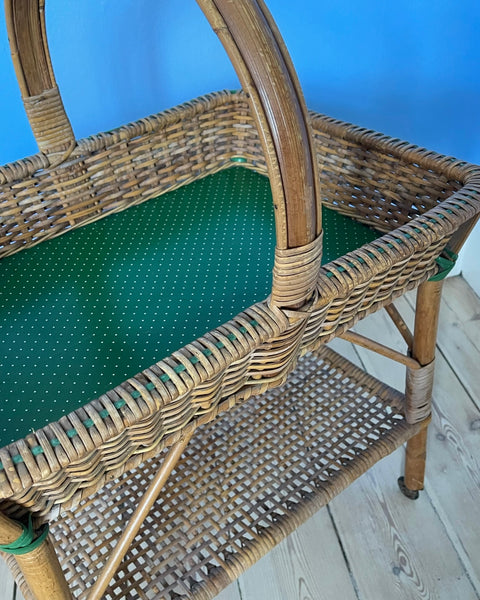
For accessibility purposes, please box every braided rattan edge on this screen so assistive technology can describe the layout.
[0,91,476,185]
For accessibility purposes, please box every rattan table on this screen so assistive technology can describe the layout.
[1,2,479,599]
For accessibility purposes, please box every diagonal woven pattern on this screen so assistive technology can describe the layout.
[1,1,480,594]
[10,346,420,600]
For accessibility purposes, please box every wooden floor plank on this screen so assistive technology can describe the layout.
[238,507,358,600]
[215,582,241,600]
[0,558,15,600]
[329,450,478,600]
[349,295,480,594]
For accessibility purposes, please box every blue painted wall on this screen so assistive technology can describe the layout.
[0,0,480,163]
[1,1,480,286]
[1,0,480,166]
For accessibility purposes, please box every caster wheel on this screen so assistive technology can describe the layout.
[398,476,420,500]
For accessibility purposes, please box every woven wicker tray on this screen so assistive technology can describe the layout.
[6,346,421,600]
[1,1,480,598]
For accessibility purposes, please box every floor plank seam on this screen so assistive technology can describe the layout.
[434,345,480,413]
[422,478,480,598]
[326,505,362,600]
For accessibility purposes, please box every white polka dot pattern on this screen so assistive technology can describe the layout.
[0,168,275,445]
[0,167,381,447]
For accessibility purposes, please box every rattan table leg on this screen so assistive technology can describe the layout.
[14,537,72,600]
[0,513,71,600]
[400,424,430,499]
[87,430,194,600]
[401,279,444,498]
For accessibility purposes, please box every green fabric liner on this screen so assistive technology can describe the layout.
[0,514,49,555]
[0,167,380,448]
[429,249,458,282]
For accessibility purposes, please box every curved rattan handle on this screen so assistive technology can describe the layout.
[5,0,76,163]
[197,1,321,250]
[6,0,322,303]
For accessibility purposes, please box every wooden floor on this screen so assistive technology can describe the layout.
[1,275,479,600]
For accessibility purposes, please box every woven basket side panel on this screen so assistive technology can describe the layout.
[0,98,245,259]
[217,109,464,234]
[0,220,443,519]
[1,92,465,260]
[303,250,441,352]
[0,200,462,518]
[0,93,475,522]
[0,312,304,520]
[312,129,463,233]
[228,105,469,235]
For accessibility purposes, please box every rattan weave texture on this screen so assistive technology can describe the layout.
[1,91,479,520]
[0,168,380,447]
[1,1,480,597]
[6,346,421,600]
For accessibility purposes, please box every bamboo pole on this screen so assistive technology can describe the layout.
[402,279,444,494]
[5,0,54,96]
[197,0,319,250]
[384,303,414,350]
[339,330,420,370]
[87,431,194,600]
[0,513,71,600]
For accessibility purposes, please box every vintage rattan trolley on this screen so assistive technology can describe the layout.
[1,1,479,599]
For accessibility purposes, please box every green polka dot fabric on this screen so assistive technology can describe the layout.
[0,167,380,447]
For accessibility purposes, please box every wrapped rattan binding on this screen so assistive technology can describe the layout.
[405,360,435,424]
[23,87,75,162]
[271,232,323,308]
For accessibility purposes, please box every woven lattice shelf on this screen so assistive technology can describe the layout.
[14,346,419,600]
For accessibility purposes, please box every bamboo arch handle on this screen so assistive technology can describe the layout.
[5,0,322,303]
[5,0,76,164]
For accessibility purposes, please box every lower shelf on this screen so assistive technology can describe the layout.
[16,346,421,600]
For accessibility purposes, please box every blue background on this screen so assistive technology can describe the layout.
[1,0,480,166]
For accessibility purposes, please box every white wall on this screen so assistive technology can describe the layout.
[460,225,480,296]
